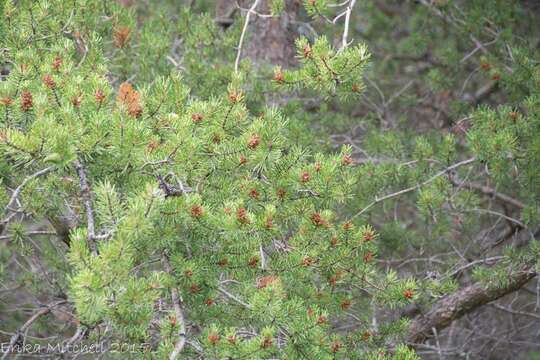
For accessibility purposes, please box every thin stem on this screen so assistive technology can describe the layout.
[234,0,261,74]
[352,157,477,219]
[340,0,357,51]
[162,253,187,359]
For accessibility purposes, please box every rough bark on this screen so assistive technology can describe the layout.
[244,0,299,68]
[407,266,537,344]
[217,0,299,68]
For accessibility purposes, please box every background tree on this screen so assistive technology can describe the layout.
[0,0,539,359]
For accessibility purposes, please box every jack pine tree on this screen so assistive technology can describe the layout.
[0,0,539,359]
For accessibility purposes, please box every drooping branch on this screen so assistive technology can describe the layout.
[407,266,537,345]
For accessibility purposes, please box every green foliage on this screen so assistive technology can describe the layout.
[0,0,539,358]
[275,36,370,98]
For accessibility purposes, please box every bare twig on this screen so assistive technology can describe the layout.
[234,0,261,73]
[1,300,67,360]
[340,0,357,51]
[449,176,524,209]
[352,157,477,219]
[1,167,54,224]
[217,287,252,309]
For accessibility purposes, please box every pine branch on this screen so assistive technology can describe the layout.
[352,157,477,219]
[407,265,537,345]
[449,176,525,209]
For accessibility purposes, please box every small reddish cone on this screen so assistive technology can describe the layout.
[303,44,312,58]
[261,336,273,348]
[509,111,518,121]
[204,298,214,306]
[248,188,259,199]
[328,275,338,286]
[330,340,342,353]
[52,56,62,71]
[113,26,131,48]
[95,89,106,103]
[403,288,414,299]
[228,90,243,103]
[310,212,328,227]
[20,91,33,112]
[189,283,201,293]
[0,97,13,107]
[300,171,310,183]
[362,330,371,341]
[480,62,490,71]
[147,140,159,152]
[190,205,204,218]
[248,256,259,268]
[42,74,57,89]
[342,154,354,166]
[236,207,249,224]
[71,95,82,108]
[340,299,352,310]
[363,251,374,263]
[117,82,142,118]
[256,275,279,289]
[247,134,261,149]
[184,269,193,278]
[317,315,327,325]
[217,258,228,267]
[265,216,274,230]
[302,257,315,266]
[208,333,220,345]
[191,113,203,123]
[227,334,237,345]
[363,228,375,242]
[273,70,284,84]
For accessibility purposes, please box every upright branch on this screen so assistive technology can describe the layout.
[74,159,99,255]
[162,253,187,359]
[234,0,261,73]
[340,0,357,51]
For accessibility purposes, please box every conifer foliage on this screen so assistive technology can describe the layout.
[0,0,539,359]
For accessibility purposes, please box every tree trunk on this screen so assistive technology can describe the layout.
[217,0,300,68]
